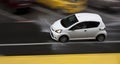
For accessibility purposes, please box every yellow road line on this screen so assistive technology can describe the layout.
[0,53,120,64]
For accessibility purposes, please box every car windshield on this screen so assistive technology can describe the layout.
[61,15,78,28]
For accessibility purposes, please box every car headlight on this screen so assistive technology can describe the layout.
[55,29,62,33]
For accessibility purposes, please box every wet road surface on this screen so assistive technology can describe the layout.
[0,4,120,55]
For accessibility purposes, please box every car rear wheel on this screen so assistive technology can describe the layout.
[96,35,105,42]
[59,36,69,43]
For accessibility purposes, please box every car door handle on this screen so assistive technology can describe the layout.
[84,30,87,32]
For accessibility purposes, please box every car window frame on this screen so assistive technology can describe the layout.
[69,21,100,30]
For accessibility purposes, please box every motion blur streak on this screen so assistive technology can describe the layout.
[106,21,120,26]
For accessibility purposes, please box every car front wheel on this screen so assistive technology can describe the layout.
[59,36,69,43]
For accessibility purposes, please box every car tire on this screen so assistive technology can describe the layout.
[59,36,69,43]
[96,34,105,42]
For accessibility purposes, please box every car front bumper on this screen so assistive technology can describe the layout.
[50,28,61,41]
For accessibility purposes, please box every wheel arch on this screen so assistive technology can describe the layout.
[59,34,69,40]
[96,34,106,39]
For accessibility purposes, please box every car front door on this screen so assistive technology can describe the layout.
[68,22,88,40]
[68,21,100,40]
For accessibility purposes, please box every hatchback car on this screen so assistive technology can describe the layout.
[50,13,107,42]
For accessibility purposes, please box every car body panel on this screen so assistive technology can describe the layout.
[51,19,65,31]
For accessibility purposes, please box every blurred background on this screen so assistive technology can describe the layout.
[0,0,120,43]
[0,0,120,55]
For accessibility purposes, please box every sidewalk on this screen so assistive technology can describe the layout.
[0,53,120,64]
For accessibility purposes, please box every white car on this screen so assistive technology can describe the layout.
[50,13,107,42]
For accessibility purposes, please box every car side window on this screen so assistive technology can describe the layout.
[85,21,100,28]
[70,22,87,30]
[70,21,100,30]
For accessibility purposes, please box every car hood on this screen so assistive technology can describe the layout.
[51,19,65,30]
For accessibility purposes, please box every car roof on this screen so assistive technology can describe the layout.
[75,13,102,22]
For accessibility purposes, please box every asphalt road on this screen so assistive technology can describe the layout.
[0,4,120,55]
[0,43,120,56]
[0,14,16,23]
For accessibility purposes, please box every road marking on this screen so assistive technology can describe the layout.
[0,42,63,46]
[0,41,120,46]
[68,41,120,44]
[0,9,27,20]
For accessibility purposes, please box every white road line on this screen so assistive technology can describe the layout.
[0,9,27,20]
[0,41,120,46]
[0,42,63,46]
[68,41,120,44]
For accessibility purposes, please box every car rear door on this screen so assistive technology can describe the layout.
[83,21,100,38]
